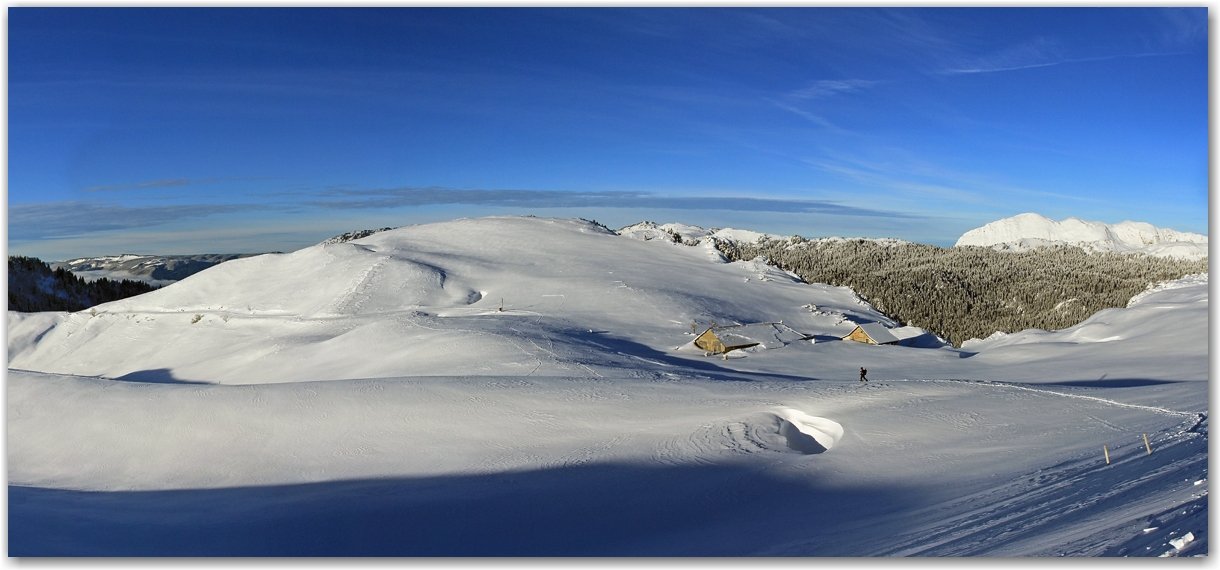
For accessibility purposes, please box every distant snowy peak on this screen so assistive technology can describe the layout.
[617,221,777,245]
[956,213,1208,259]
[617,221,911,248]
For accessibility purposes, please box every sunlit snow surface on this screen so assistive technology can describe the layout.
[7,217,1208,556]
[955,212,1208,259]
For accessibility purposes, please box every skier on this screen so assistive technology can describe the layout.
[859,367,868,382]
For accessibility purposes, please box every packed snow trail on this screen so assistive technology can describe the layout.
[866,415,1206,556]
[907,378,1200,419]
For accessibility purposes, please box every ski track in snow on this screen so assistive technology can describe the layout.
[909,378,1199,419]
[870,416,1206,556]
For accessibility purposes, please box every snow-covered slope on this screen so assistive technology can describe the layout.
[955,213,1208,259]
[7,216,1208,556]
[956,273,1208,389]
[8,217,890,384]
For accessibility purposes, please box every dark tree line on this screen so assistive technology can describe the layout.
[9,256,160,312]
[714,238,1208,347]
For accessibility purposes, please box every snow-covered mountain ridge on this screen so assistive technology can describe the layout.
[617,221,912,247]
[955,213,1207,259]
[11,216,1204,384]
[8,217,904,384]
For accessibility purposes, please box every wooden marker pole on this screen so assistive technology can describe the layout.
[1103,445,1110,464]
[1144,434,1152,455]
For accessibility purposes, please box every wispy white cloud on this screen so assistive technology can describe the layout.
[81,177,271,192]
[943,37,1191,74]
[305,186,916,219]
[809,160,990,205]
[766,100,848,133]
[788,79,880,100]
[767,77,879,133]
[82,179,190,192]
[10,186,919,245]
[9,201,270,240]
[806,148,1113,208]
[1155,7,1207,45]
[946,51,1192,74]
[942,37,1059,74]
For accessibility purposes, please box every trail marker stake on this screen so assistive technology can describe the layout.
[1144,433,1152,455]
[1104,445,1110,465]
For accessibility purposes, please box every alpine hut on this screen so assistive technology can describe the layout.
[694,322,812,355]
[842,323,899,345]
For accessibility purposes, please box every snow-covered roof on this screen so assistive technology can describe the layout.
[851,323,899,345]
[712,332,760,349]
[711,322,811,349]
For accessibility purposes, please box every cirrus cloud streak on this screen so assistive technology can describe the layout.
[305,186,914,219]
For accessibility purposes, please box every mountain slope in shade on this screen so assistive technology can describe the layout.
[955,213,1208,259]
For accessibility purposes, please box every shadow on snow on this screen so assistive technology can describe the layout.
[110,369,209,385]
[1041,378,1180,388]
[568,331,821,383]
[10,462,920,557]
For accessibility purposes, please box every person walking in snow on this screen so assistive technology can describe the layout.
[859,367,868,382]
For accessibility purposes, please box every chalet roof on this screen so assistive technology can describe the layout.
[709,322,812,349]
[713,332,761,349]
[851,323,899,345]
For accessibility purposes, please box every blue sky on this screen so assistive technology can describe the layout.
[9,7,1208,260]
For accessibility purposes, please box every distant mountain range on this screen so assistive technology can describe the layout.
[45,215,1206,291]
[955,213,1207,259]
[11,214,1205,315]
[10,253,278,312]
[8,256,159,313]
[52,253,274,286]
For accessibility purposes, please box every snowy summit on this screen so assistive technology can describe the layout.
[955,213,1207,259]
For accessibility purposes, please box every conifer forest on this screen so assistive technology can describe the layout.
[715,237,1207,346]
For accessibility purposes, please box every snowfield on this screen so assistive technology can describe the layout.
[7,216,1208,556]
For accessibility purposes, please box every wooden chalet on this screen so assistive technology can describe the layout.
[694,322,812,355]
[842,323,900,345]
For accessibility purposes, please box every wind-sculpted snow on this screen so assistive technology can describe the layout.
[5,216,1208,556]
[774,408,843,454]
[956,213,1208,259]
